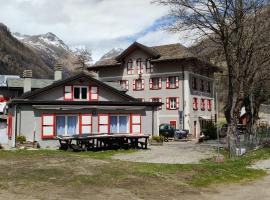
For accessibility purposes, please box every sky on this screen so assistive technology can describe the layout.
[0,0,195,61]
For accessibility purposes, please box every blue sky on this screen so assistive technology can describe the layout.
[0,0,193,61]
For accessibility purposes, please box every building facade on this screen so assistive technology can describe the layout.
[89,42,222,138]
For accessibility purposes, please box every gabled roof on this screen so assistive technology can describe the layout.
[19,71,136,101]
[115,42,160,61]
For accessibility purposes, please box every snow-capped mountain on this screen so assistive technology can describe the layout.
[13,32,77,75]
[99,48,123,61]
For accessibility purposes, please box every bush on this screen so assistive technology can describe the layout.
[16,135,26,143]
[202,122,217,139]
[151,136,164,143]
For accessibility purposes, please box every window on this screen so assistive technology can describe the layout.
[200,80,204,91]
[150,98,162,110]
[166,76,179,89]
[193,97,198,110]
[206,81,211,93]
[64,86,72,100]
[201,99,206,111]
[98,114,109,133]
[56,115,78,136]
[137,98,145,102]
[80,114,92,134]
[119,80,129,90]
[110,115,129,134]
[127,59,134,75]
[73,86,89,100]
[133,79,145,91]
[131,114,141,134]
[42,114,55,139]
[149,77,162,90]
[90,86,98,100]
[192,77,197,90]
[207,99,212,111]
[136,58,143,74]
[146,58,153,73]
[166,97,179,110]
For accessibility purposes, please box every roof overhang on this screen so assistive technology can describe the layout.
[32,105,147,110]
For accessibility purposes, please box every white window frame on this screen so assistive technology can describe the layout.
[73,86,89,101]
[169,98,177,109]
[110,115,130,134]
[56,115,79,136]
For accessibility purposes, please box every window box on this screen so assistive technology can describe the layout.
[166,97,179,110]
[149,77,162,90]
[166,76,179,89]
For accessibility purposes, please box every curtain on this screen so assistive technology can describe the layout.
[119,116,128,133]
[67,116,77,135]
[110,116,118,134]
[56,116,65,136]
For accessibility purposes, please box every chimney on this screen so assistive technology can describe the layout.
[23,70,32,93]
[54,63,63,81]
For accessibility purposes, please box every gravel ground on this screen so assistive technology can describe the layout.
[113,140,217,164]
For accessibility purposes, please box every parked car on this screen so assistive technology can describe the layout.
[159,124,189,141]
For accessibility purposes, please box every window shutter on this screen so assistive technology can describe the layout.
[98,114,109,134]
[176,77,179,88]
[208,100,212,111]
[126,80,129,90]
[64,86,72,100]
[80,114,92,134]
[133,80,136,90]
[159,78,162,89]
[7,114,12,138]
[149,78,153,89]
[131,114,141,134]
[159,98,162,110]
[142,79,145,89]
[166,78,169,88]
[42,114,55,139]
[193,98,198,110]
[90,86,98,101]
[176,98,179,109]
[166,98,170,109]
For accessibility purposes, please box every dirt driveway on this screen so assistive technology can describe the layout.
[113,140,216,164]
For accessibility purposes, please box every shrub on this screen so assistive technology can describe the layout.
[16,135,26,143]
[202,121,217,139]
[151,136,164,143]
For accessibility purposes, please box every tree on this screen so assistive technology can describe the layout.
[73,47,93,71]
[153,0,270,137]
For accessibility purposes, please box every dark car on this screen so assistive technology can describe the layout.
[159,124,189,141]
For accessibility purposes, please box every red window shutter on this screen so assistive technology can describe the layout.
[159,78,162,89]
[176,77,179,88]
[42,114,55,139]
[80,114,92,134]
[98,114,109,134]
[64,85,72,100]
[90,86,98,101]
[133,80,136,90]
[142,79,145,89]
[131,114,141,134]
[176,98,179,109]
[193,98,198,110]
[149,78,153,89]
[166,78,169,88]
[166,98,170,109]
[208,100,212,111]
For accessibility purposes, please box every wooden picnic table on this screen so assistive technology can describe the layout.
[56,134,149,151]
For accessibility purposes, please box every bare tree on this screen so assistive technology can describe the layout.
[73,47,93,71]
[153,0,270,136]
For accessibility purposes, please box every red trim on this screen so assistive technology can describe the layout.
[89,86,99,101]
[41,114,55,139]
[133,79,145,91]
[207,99,212,111]
[119,80,129,90]
[201,98,206,111]
[64,85,73,101]
[130,114,142,134]
[193,97,198,111]
[169,120,177,129]
[166,76,179,89]
[98,114,109,134]
[7,114,12,138]
[79,114,92,134]
[149,77,162,90]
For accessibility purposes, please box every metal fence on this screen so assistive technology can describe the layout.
[227,126,270,157]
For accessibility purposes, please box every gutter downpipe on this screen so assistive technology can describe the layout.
[182,66,185,130]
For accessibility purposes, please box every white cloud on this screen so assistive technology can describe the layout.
[0,0,194,62]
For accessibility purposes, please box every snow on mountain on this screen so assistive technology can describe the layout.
[99,48,123,61]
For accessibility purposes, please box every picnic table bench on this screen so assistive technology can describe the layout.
[56,134,149,152]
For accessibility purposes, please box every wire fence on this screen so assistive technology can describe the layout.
[227,126,270,158]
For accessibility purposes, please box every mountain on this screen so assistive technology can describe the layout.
[13,32,77,76]
[0,23,53,78]
[99,48,123,61]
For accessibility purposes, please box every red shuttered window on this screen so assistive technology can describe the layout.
[146,58,153,73]
[42,114,55,139]
[136,58,143,74]
[131,114,141,134]
[133,79,144,91]
[193,97,198,111]
[166,76,179,89]
[127,59,134,75]
[207,99,212,111]
[90,86,98,101]
[80,114,92,134]
[149,77,162,90]
[119,80,129,90]
[64,85,73,100]
[166,97,179,110]
[201,99,206,111]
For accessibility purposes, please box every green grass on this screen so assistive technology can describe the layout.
[0,147,270,190]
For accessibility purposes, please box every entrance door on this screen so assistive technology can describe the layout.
[170,121,176,129]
